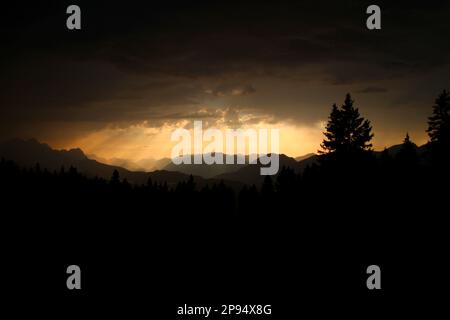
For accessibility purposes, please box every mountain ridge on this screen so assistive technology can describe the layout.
[0,138,430,187]
[0,139,246,189]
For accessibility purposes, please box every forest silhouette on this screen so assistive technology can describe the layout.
[2,90,448,303]
[2,92,448,215]
[2,90,448,253]
[2,91,448,217]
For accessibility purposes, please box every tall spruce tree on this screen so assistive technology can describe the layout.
[426,90,450,164]
[396,133,418,167]
[320,94,374,155]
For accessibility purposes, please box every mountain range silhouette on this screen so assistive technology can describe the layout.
[0,138,428,186]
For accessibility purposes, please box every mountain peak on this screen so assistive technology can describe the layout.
[64,147,87,160]
[0,138,89,168]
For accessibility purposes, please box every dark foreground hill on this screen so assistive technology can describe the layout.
[0,137,447,314]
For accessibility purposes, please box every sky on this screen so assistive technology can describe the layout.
[1,1,450,164]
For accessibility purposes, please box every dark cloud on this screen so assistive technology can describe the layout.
[356,87,388,94]
[205,84,256,97]
[1,0,449,144]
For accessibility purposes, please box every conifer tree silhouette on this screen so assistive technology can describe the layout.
[396,133,418,168]
[426,89,450,165]
[320,93,374,155]
[110,169,120,186]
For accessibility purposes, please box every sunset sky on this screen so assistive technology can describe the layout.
[1,1,450,164]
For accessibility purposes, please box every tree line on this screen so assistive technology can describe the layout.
[1,90,448,221]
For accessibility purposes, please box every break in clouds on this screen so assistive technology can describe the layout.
[1,1,450,160]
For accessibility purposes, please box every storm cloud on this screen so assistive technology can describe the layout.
[1,0,449,154]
